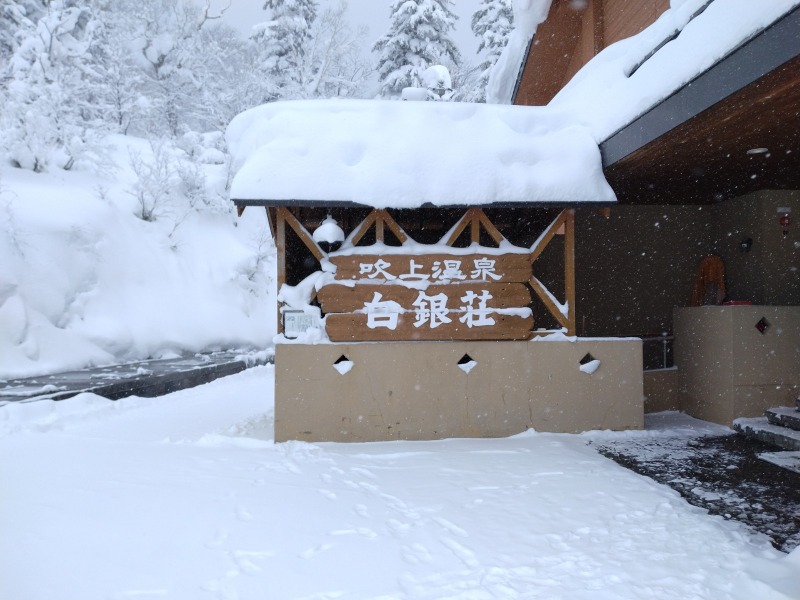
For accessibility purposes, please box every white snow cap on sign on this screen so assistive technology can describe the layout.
[226,99,615,208]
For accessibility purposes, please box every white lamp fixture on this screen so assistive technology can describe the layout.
[313,215,345,252]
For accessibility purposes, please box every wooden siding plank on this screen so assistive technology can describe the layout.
[318,283,532,314]
[325,312,533,342]
[329,253,532,283]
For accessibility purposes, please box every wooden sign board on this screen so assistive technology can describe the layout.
[321,253,534,342]
[318,283,531,313]
[329,254,531,284]
[326,312,533,342]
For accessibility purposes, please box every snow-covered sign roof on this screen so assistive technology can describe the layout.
[226,99,615,208]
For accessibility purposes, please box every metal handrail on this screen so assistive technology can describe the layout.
[639,334,674,371]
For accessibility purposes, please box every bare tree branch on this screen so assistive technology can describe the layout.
[198,0,232,30]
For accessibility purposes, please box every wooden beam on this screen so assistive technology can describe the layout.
[564,209,576,336]
[477,210,507,245]
[471,213,481,244]
[347,210,379,246]
[530,210,568,263]
[375,214,385,243]
[529,276,570,329]
[278,207,326,262]
[276,209,286,335]
[378,210,410,244]
[266,207,276,242]
[442,208,478,246]
[236,205,245,217]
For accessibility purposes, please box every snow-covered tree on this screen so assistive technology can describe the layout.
[0,0,46,68]
[103,0,240,136]
[304,1,372,99]
[252,0,318,100]
[471,0,514,102]
[1,0,114,171]
[373,0,461,98]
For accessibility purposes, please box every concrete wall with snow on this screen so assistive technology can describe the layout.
[274,339,643,442]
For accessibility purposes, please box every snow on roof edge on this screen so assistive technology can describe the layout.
[549,0,800,142]
[226,99,617,209]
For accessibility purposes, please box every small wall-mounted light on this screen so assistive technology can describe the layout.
[780,213,792,236]
[739,237,753,253]
[313,215,345,253]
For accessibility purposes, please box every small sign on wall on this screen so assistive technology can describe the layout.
[283,310,316,339]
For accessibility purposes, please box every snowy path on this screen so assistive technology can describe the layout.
[1,366,798,600]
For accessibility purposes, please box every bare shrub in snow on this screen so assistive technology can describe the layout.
[177,159,230,217]
[127,142,176,223]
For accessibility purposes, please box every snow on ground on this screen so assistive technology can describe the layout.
[0,135,276,380]
[2,366,799,600]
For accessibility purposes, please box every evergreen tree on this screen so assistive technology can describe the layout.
[471,0,514,102]
[373,0,461,98]
[252,0,318,100]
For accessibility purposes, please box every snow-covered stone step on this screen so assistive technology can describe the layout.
[732,417,800,451]
[765,406,800,432]
[758,451,800,475]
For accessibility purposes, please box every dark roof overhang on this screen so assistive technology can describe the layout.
[600,6,800,204]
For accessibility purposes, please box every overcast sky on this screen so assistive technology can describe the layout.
[209,0,483,61]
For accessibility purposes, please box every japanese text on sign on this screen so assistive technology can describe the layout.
[364,289,497,330]
[358,257,502,282]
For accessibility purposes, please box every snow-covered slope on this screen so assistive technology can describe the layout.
[0,135,276,379]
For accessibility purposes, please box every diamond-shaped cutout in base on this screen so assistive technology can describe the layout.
[579,353,601,375]
[333,355,354,375]
[755,317,770,334]
[458,354,477,374]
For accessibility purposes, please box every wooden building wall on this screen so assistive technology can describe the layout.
[575,190,800,338]
[515,0,669,107]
